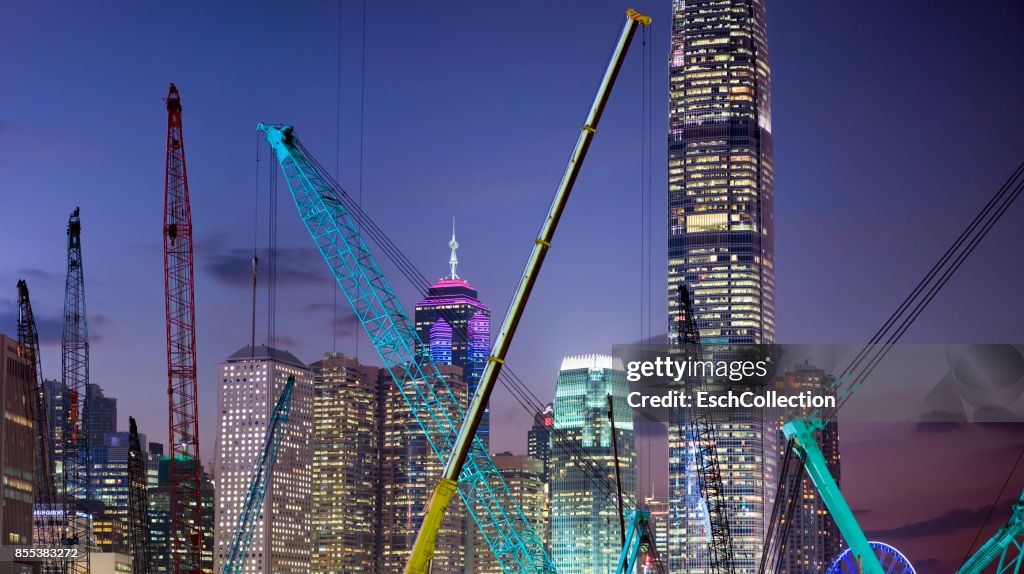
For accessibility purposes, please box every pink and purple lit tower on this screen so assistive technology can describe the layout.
[413,220,491,442]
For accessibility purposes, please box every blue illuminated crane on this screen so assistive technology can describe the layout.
[221,376,294,574]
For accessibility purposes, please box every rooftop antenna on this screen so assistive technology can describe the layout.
[448,217,459,280]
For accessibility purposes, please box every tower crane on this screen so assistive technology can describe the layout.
[163,83,204,574]
[221,377,295,574]
[675,283,735,572]
[258,10,660,573]
[17,281,58,541]
[127,416,153,574]
[61,207,90,574]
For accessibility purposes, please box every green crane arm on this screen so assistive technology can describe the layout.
[221,377,294,574]
[957,495,1024,574]
[782,418,884,573]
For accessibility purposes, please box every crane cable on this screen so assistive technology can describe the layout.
[763,159,1024,562]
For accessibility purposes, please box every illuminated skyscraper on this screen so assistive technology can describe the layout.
[379,364,466,573]
[0,333,37,574]
[478,453,548,574]
[550,355,635,574]
[214,345,313,574]
[148,455,215,574]
[413,222,491,418]
[667,0,776,569]
[776,364,841,573]
[309,352,381,573]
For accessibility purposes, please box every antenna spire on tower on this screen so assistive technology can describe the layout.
[448,217,459,279]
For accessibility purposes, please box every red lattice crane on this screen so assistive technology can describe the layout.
[164,83,203,574]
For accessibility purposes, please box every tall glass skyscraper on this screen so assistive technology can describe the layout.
[550,355,635,574]
[667,0,776,570]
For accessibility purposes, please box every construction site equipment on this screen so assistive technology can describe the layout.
[61,207,90,574]
[616,510,659,574]
[404,9,651,573]
[164,82,204,574]
[221,377,295,574]
[762,162,1024,573]
[675,283,734,572]
[127,416,153,574]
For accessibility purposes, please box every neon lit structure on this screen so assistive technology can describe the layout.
[827,542,915,574]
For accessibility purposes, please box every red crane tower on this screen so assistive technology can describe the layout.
[164,83,203,574]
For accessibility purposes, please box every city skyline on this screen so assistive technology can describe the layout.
[3,2,1024,570]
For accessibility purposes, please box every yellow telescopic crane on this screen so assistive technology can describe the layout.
[404,8,652,573]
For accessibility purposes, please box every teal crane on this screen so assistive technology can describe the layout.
[221,376,295,574]
[764,161,1024,573]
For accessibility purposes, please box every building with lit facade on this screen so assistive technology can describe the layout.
[527,403,553,478]
[413,224,490,418]
[309,352,381,573]
[776,364,841,573]
[1,334,37,574]
[380,364,466,573]
[667,0,776,569]
[147,454,214,574]
[550,355,635,574]
[214,345,313,574]
[478,453,548,574]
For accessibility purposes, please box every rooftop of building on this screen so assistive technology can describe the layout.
[226,344,307,369]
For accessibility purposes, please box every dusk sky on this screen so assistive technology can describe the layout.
[3,1,1024,568]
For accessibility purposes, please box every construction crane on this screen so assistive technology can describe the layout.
[127,416,152,574]
[17,281,59,543]
[958,493,1024,574]
[675,283,735,573]
[258,122,551,573]
[616,510,660,574]
[163,82,204,574]
[61,207,90,574]
[404,10,650,573]
[221,377,295,574]
[760,161,1024,573]
[258,11,654,573]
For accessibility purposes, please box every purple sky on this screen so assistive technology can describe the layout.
[3,1,1024,567]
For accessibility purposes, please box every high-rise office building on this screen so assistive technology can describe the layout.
[550,355,635,574]
[527,403,553,478]
[478,453,548,574]
[309,352,381,573]
[42,378,66,485]
[413,224,491,570]
[527,403,554,550]
[148,456,215,574]
[667,0,776,569]
[776,364,841,573]
[84,384,117,450]
[88,431,142,553]
[413,223,490,416]
[214,345,313,574]
[1,334,38,574]
[380,364,466,573]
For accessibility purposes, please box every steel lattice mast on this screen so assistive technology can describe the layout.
[164,83,203,574]
[62,208,90,574]
[17,281,59,547]
[127,416,153,574]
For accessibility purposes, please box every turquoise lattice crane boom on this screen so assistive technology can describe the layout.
[257,122,552,572]
[221,376,294,574]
